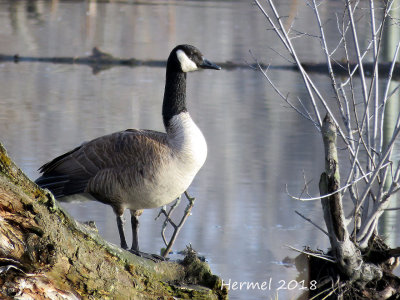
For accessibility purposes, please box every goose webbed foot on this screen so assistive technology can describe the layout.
[116,209,166,262]
[128,249,167,262]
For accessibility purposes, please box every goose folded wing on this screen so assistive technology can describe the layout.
[35,129,168,197]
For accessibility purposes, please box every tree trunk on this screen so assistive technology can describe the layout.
[319,114,382,283]
[0,142,227,299]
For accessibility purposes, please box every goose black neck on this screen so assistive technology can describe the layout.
[162,70,187,128]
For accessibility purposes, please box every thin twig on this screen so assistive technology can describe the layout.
[156,197,181,245]
[161,192,196,258]
[286,162,390,201]
[251,56,319,128]
[295,210,329,236]
[285,245,336,263]
[254,0,323,127]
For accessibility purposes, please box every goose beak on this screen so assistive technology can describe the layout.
[200,58,221,70]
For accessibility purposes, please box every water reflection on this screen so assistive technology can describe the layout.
[0,1,399,299]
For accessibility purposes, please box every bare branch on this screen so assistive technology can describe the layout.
[250,54,320,128]
[287,163,390,201]
[258,0,400,256]
[356,121,400,224]
[346,0,372,173]
[254,0,323,127]
[161,192,196,258]
[310,0,344,121]
[155,192,196,258]
[379,40,400,153]
[285,245,336,263]
[266,47,295,64]
[369,0,379,159]
[295,210,329,236]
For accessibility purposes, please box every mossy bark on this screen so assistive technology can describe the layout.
[0,142,228,299]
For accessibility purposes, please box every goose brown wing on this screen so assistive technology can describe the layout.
[35,129,168,198]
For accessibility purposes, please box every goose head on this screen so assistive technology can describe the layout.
[168,44,221,73]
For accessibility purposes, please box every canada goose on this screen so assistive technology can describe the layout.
[35,44,220,255]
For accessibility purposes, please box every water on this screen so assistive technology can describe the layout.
[0,1,399,299]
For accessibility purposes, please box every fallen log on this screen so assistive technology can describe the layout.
[0,142,227,299]
[2,48,400,76]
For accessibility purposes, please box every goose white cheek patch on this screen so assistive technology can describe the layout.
[176,49,198,72]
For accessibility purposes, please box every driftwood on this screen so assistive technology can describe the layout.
[0,142,227,299]
[296,115,400,299]
[319,114,382,283]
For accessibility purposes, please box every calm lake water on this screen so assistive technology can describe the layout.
[0,1,399,299]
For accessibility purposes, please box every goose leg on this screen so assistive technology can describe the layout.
[114,206,128,250]
[128,210,165,262]
[116,214,128,250]
[130,209,143,251]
